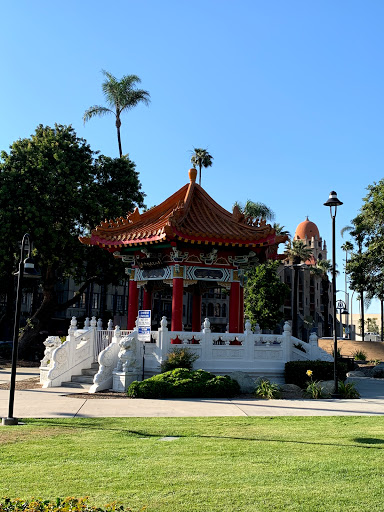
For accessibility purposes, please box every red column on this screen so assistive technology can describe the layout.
[127,278,139,330]
[238,284,244,333]
[192,293,202,332]
[171,277,184,332]
[143,288,152,311]
[229,281,240,333]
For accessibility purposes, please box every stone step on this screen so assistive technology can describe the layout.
[71,374,94,384]
[61,381,92,390]
[90,362,99,370]
[81,368,98,376]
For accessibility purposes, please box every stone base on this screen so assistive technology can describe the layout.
[2,417,18,426]
[112,371,140,392]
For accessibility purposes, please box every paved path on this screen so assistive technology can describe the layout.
[1,367,384,419]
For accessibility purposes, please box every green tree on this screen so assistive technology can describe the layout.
[83,70,150,157]
[342,216,368,340]
[244,260,290,330]
[284,240,313,338]
[272,223,291,238]
[0,124,145,358]
[190,148,213,186]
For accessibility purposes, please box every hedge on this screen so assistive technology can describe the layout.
[284,360,348,388]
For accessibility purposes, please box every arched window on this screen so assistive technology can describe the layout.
[208,303,214,316]
[202,303,207,316]
[214,303,221,317]
[222,303,227,318]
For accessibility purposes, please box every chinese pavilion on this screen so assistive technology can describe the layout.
[80,168,287,333]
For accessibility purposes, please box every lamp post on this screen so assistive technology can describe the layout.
[324,191,343,398]
[2,234,40,426]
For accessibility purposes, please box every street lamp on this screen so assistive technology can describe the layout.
[324,191,343,398]
[2,234,40,426]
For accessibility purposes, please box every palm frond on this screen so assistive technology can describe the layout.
[83,105,114,124]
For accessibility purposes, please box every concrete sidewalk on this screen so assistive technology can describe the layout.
[0,367,383,419]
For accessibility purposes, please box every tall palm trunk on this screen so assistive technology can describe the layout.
[292,265,299,338]
[360,292,365,341]
[198,163,202,186]
[116,116,123,157]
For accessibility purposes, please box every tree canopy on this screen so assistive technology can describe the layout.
[244,260,289,330]
[0,124,145,356]
[190,148,213,186]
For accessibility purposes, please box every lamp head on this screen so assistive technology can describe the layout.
[324,191,343,208]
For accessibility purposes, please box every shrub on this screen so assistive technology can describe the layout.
[353,350,367,361]
[160,347,199,372]
[338,381,360,399]
[254,379,281,399]
[0,497,133,511]
[0,341,12,359]
[284,360,348,389]
[128,368,240,399]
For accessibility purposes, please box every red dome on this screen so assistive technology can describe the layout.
[295,217,320,240]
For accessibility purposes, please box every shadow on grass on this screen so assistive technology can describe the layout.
[21,419,384,450]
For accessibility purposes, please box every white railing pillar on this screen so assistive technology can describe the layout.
[158,316,170,359]
[282,321,292,362]
[244,320,254,361]
[97,318,103,330]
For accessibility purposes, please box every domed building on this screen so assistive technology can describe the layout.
[281,217,333,339]
[293,216,327,263]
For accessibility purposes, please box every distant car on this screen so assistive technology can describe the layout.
[364,332,380,342]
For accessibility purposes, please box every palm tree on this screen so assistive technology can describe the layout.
[233,200,275,222]
[341,219,366,340]
[273,223,291,238]
[285,240,313,338]
[83,70,150,157]
[311,259,333,337]
[190,148,213,186]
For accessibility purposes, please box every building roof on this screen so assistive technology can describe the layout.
[294,217,320,240]
[80,168,287,251]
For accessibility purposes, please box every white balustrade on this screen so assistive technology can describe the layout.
[40,314,333,391]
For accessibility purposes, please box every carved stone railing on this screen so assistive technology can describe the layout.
[40,316,97,388]
[40,314,333,391]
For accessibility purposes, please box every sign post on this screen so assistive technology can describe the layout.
[138,310,151,381]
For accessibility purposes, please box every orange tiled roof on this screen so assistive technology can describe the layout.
[80,168,287,250]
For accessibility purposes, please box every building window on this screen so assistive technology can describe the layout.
[222,303,227,317]
[214,303,221,317]
[202,303,207,316]
[208,303,214,316]
[116,295,127,312]
[92,293,99,309]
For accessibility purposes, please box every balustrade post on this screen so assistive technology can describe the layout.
[282,321,292,362]
[158,316,169,360]
[90,316,97,361]
[107,319,114,331]
[308,331,318,359]
[97,318,103,330]
[244,319,254,362]
[84,317,90,329]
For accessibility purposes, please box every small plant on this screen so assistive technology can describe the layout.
[0,497,134,511]
[353,350,367,361]
[332,347,342,358]
[373,359,381,366]
[160,347,199,372]
[254,379,281,399]
[305,369,325,399]
[338,381,360,399]
[293,342,306,353]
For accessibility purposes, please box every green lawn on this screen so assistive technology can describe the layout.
[1,417,384,511]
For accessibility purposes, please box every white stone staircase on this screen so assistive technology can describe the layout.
[61,362,99,390]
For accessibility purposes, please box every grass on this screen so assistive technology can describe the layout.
[1,417,384,511]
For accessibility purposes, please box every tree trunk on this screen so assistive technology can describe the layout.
[292,266,299,338]
[322,277,330,337]
[360,292,365,341]
[381,299,384,342]
[199,163,202,186]
[116,115,123,157]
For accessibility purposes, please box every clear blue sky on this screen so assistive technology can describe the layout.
[2,0,383,313]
